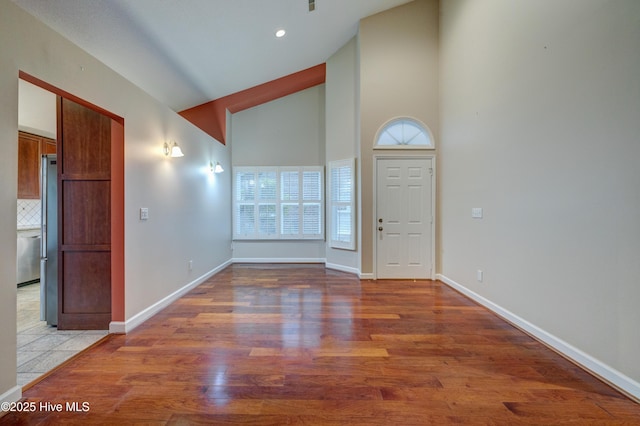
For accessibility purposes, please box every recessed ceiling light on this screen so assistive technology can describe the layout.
[275,29,286,38]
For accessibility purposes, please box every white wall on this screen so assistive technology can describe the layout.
[1,0,231,403]
[440,0,640,394]
[230,85,326,261]
[325,38,361,273]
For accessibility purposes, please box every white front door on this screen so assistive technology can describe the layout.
[375,157,433,279]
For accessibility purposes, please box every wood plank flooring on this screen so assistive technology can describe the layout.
[2,264,639,425]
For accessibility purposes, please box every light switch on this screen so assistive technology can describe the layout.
[140,207,149,220]
[471,207,483,219]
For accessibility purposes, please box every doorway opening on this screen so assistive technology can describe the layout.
[16,72,124,388]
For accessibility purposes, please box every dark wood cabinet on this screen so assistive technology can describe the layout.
[17,132,40,199]
[42,137,57,155]
[17,131,56,199]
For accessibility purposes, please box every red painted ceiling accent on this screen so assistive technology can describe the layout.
[179,63,326,145]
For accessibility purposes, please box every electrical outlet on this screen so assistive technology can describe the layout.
[477,270,483,282]
[140,207,149,220]
[188,260,193,271]
[471,208,483,219]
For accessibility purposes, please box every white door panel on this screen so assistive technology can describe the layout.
[376,158,433,279]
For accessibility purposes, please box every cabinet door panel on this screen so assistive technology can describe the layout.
[42,137,57,155]
[17,132,41,199]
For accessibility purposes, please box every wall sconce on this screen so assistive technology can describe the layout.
[163,141,184,157]
[210,161,224,174]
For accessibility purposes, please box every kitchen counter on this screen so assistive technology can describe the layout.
[17,226,41,232]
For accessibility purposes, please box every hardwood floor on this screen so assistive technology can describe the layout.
[3,264,639,424]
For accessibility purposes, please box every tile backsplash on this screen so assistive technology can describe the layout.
[17,199,41,230]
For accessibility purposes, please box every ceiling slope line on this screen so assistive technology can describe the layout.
[179,63,326,145]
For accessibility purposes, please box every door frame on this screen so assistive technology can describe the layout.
[373,154,436,280]
[19,71,125,327]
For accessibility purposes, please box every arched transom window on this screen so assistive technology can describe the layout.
[375,118,434,149]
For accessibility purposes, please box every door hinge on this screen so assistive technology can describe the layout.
[429,167,433,175]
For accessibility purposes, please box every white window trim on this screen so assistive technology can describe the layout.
[233,166,324,240]
[328,158,356,250]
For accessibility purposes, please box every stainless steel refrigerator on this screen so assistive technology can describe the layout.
[40,154,58,326]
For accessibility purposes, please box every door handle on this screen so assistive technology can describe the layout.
[378,227,383,231]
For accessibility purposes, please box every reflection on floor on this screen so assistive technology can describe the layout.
[17,283,108,388]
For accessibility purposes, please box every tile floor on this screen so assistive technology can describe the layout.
[16,283,108,387]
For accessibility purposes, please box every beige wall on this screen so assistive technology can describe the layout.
[231,86,326,167]
[359,0,440,274]
[440,0,640,389]
[230,85,326,260]
[1,0,231,402]
[325,37,361,272]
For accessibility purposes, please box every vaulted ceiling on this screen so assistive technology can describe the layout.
[13,0,412,112]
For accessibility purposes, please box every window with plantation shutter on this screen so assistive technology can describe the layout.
[280,171,299,201]
[258,204,276,235]
[257,171,277,236]
[302,170,322,236]
[329,158,356,250]
[236,171,257,237]
[281,203,299,235]
[233,166,324,240]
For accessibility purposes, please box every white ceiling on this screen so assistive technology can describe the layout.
[13,0,412,112]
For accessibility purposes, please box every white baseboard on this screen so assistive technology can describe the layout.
[232,257,326,264]
[0,385,22,415]
[113,260,232,334]
[436,273,640,402]
[108,321,126,334]
[325,262,360,276]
